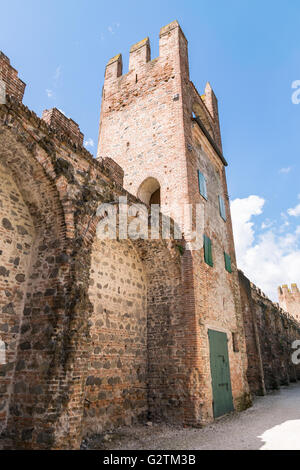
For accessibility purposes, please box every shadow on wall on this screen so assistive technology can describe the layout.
[137,177,161,206]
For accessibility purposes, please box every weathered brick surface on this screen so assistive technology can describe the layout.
[97,157,124,186]
[0,92,188,448]
[84,236,188,433]
[42,108,84,146]
[0,52,26,102]
[239,271,300,395]
[85,239,148,433]
[0,162,35,429]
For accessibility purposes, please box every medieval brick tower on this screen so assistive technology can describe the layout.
[278,284,300,321]
[97,20,251,422]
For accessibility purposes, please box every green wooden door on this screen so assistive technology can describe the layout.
[208,329,234,418]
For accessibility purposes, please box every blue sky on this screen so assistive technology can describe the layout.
[1,0,300,299]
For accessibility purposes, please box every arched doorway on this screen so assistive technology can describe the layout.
[137,177,161,206]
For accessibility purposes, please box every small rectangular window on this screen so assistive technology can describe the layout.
[224,252,232,273]
[219,195,226,221]
[198,170,207,200]
[232,332,239,352]
[204,235,213,267]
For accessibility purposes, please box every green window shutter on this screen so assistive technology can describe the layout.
[204,235,213,267]
[198,170,208,200]
[219,195,226,221]
[224,252,232,273]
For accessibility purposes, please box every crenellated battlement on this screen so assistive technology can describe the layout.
[247,277,300,327]
[238,270,300,328]
[98,20,224,183]
[0,51,26,102]
[129,37,150,72]
[278,283,300,321]
[104,53,123,81]
[42,107,84,146]
[0,52,86,148]
[278,283,300,295]
[0,94,131,189]
[103,20,188,86]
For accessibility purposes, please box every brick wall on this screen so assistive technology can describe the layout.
[239,270,300,395]
[42,108,84,146]
[85,239,148,434]
[0,162,35,431]
[136,239,187,425]
[0,89,189,448]
[0,106,70,448]
[97,157,124,186]
[84,236,188,434]
[0,52,26,102]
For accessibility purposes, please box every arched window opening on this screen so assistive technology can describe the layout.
[149,187,160,205]
[137,177,161,206]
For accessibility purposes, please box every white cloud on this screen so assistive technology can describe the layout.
[45,66,61,99]
[101,23,120,40]
[231,195,265,254]
[231,195,300,301]
[261,218,274,230]
[288,205,300,217]
[84,138,94,148]
[108,22,120,35]
[279,167,292,174]
[54,65,61,81]
[288,196,300,217]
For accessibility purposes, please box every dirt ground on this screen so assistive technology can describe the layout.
[84,383,300,450]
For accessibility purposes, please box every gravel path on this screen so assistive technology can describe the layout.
[97,383,300,450]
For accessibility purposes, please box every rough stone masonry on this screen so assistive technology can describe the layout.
[0,21,299,449]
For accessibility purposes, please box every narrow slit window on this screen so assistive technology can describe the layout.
[198,170,207,200]
[204,235,213,267]
[232,332,239,352]
[219,195,226,221]
[224,252,232,273]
